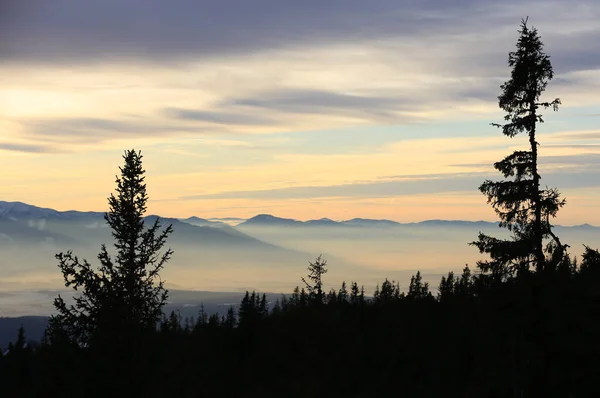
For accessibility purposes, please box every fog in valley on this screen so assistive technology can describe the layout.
[2,203,599,317]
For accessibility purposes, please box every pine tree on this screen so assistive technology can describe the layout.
[338,281,349,303]
[471,18,567,278]
[374,278,400,304]
[259,293,269,318]
[47,149,173,348]
[407,271,431,299]
[238,291,252,327]
[301,255,328,304]
[350,282,360,304]
[15,326,26,350]
[195,304,209,330]
[438,272,456,301]
[456,265,474,298]
[224,306,237,328]
[326,289,338,304]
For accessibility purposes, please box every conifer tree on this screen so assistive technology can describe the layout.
[259,293,269,318]
[350,282,359,303]
[224,306,237,328]
[438,272,456,301]
[374,278,400,303]
[407,271,431,299]
[338,281,349,303]
[47,149,173,347]
[15,326,26,351]
[326,289,338,304]
[301,255,328,304]
[471,18,568,277]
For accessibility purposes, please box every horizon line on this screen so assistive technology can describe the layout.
[1,199,598,228]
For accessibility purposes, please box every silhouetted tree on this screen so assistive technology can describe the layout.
[438,271,456,301]
[302,255,328,304]
[338,281,349,303]
[471,17,567,278]
[239,291,268,328]
[223,306,237,328]
[46,150,173,350]
[407,271,431,299]
[374,278,401,303]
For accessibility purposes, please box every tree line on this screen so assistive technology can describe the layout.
[0,18,599,398]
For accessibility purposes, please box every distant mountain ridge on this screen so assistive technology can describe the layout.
[0,201,104,220]
[238,214,504,228]
[180,216,227,227]
[0,202,305,257]
[1,201,598,229]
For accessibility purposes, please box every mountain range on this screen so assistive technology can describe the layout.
[1,201,597,230]
[1,200,599,324]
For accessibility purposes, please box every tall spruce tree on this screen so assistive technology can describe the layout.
[302,255,328,304]
[46,149,173,348]
[471,18,568,277]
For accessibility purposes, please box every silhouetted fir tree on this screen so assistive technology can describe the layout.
[208,313,220,328]
[338,281,349,303]
[3,325,38,397]
[37,149,173,397]
[259,293,269,318]
[239,291,267,328]
[581,246,600,273]
[374,278,400,304]
[456,265,474,298]
[438,271,456,301]
[238,291,252,326]
[194,304,209,330]
[579,246,600,297]
[14,325,26,351]
[299,287,308,307]
[407,271,431,299]
[160,311,183,336]
[278,294,289,312]
[326,289,338,304]
[47,149,173,350]
[289,286,301,307]
[471,18,567,278]
[221,306,236,328]
[271,300,282,315]
[359,285,365,303]
[302,255,328,304]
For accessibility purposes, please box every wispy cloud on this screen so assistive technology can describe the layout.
[163,107,275,126]
[179,168,600,200]
[0,142,61,154]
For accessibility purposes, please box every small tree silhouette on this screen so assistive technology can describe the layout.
[302,255,328,304]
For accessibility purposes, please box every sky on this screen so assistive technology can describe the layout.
[1,0,599,225]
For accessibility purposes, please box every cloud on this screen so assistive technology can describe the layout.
[2,0,600,77]
[222,89,418,122]
[17,116,216,144]
[163,107,275,126]
[554,131,600,140]
[180,164,600,200]
[545,144,600,149]
[451,153,600,171]
[180,172,492,200]
[542,153,600,166]
[0,142,61,153]
[0,0,500,65]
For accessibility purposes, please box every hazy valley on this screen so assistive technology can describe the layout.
[1,200,599,321]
